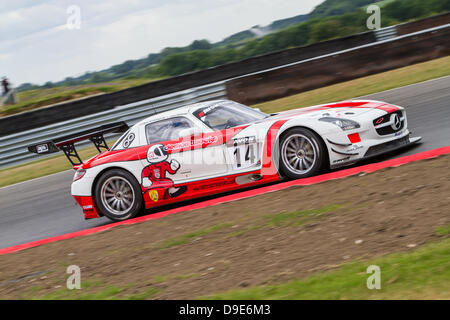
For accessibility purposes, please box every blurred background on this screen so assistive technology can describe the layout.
[0,0,449,301]
[1,0,449,116]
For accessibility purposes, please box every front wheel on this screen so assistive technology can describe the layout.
[279,128,327,179]
[94,169,143,221]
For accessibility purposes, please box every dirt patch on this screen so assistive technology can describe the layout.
[0,155,449,299]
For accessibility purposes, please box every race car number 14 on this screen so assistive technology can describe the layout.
[228,136,258,170]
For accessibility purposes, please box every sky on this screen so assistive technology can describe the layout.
[0,0,323,86]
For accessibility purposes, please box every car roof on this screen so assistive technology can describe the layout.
[133,99,230,127]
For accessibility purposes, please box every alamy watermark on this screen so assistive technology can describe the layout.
[366,265,381,290]
[366,5,381,30]
[67,5,81,30]
[66,265,81,290]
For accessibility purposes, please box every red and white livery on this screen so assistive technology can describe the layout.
[30,99,421,221]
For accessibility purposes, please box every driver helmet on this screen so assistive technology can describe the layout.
[147,144,168,163]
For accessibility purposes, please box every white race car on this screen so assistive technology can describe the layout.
[29,99,421,221]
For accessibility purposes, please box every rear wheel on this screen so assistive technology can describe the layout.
[94,169,143,221]
[279,128,327,179]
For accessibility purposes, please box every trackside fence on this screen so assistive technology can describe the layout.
[0,82,226,168]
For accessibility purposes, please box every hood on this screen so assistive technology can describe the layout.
[268,100,397,121]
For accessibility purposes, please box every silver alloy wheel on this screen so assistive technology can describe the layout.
[100,176,135,216]
[281,134,318,175]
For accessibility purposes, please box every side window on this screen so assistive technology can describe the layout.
[145,117,195,145]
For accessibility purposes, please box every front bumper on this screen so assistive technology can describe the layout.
[363,135,421,159]
[329,133,422,169]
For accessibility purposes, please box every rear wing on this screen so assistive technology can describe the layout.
[28,122,129,166]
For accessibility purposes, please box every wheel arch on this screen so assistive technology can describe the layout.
[275,123,330,174]
[91,165,142,216]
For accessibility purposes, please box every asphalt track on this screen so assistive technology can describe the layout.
[0,76,449,249]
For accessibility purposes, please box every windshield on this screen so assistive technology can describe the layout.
[193,101,267,130]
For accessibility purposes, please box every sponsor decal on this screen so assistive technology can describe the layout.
[164,136,219,152]
[193,180,234,191]
[122,133,135,148]
[333,157,350,164]
[147,144,167,162]
[346,145,363,152]
[199,103,220,116]
[141,144,186,199]
[82,205,93,211]
[148,190,159,202]
[228,136,257,147]
[37,144,49,154]
[394,130,404,137]
[375,117,384,124]
[227,136,258,170]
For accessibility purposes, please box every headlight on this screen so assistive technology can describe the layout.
[319,117,360,131]
[73,169,86,182]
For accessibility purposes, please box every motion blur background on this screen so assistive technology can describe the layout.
[0,0,449,300]
[1,0,449,116]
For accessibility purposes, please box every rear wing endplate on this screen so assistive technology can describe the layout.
[28,121,129,166]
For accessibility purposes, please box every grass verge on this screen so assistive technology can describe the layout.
[228,204,347,237]
[203,238,450,300]
[0,145,102,188]
[156,223,231,249]
[1,56,449,188]
[0,137,119,188]
[1,78,165,117]
[22,279,161,300]
[264,204,346,227]
[435,225,450,236]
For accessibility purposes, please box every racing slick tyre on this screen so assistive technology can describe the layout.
[279,127,327,180]
[94,169,143,221]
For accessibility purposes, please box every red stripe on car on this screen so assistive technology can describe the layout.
[261,120,288,176]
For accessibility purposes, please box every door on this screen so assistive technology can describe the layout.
[139,116,229,185]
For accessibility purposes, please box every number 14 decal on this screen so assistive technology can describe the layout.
[228,136,258,170]
[233,143,256,168]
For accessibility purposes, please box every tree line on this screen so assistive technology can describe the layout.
[18,0,450,91]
